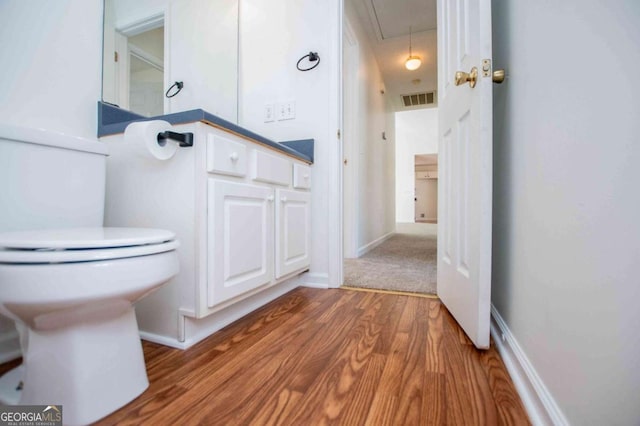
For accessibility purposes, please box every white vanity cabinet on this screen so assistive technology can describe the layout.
[104,121,311,346]
[202,126,311,312]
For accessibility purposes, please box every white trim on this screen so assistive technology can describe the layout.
[0,330,20,364]
[342,17,360,259]
[300,272,330,289]
[139,330,189,350]
[327,0,345,289]
[356,232,394,257]
[117,12,164,37]
[129,45,164,72]
[491,305,570,426]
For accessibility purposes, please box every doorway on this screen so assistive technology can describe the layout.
[341,0,438,295]
[413,153,438,223]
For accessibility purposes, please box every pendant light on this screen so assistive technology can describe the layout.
[405,26,422,71]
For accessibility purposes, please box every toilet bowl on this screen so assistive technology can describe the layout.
[0,123,180,425]
[0,227,179,425]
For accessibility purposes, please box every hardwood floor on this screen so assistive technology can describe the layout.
[0,287,530,425]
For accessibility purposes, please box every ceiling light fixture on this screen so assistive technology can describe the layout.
[405,26,422,71]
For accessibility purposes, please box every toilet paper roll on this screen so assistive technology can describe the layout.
[124,120,178,161]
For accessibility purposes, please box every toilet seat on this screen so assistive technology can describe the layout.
[0,227,179,264]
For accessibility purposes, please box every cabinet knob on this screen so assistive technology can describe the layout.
[229,152,239,162]
[267,195,274,202]
[281,196,288,203]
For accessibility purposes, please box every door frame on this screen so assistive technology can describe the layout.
[111,12,167,113]
[342,17,360,259]
[327,0,344,288]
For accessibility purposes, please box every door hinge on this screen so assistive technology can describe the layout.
[337,129,341,139]
[482,59,491,77]
[114,51,119,62]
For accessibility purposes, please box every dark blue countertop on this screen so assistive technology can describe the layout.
[98,102,314,163]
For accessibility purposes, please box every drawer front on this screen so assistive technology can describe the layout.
[293,163,311,189]
[207,133,247,177]
[253,150,291,186]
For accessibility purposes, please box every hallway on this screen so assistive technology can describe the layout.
[343,223,437,295]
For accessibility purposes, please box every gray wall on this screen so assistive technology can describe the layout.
[491,0,640,424]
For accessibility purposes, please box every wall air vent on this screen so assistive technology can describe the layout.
[401,91,436,107]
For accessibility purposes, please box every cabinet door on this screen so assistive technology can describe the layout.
[208,180,274,306]
[275,189,311,278]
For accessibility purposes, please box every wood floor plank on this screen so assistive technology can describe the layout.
[253,388,304,426]
[1,288,530,425]
[283,291,383,424]
[442,307,499,425]
[338,353,387,425]
[480,344,532,425]
[425,299,445,374]
[372,294,407,356]
[422,372,447,425]
[392,298,430,425]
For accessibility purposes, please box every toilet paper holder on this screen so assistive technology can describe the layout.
[157,131,194,148]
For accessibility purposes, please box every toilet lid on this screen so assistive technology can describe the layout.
[0,227,178,264]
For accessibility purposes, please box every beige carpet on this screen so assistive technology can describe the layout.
[343,223,437,295]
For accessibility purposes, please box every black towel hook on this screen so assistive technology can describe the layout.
[296,52,320,72]
[165,81,184,98]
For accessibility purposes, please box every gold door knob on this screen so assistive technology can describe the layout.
[492,69,505,84]
[455,67,478,88]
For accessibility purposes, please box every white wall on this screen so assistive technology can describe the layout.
[239,0,340,284]
[492,0,640,424]
[343,1,396,257]
[0,0,103,139]
[0,0,103,361]
[395,108,438,223]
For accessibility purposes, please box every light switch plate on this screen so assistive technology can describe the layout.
[277,100,295,121]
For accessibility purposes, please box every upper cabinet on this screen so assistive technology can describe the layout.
[102,0,238,123]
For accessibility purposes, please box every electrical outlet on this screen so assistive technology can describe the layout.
[277,100,295,121]
[284,100,295,120]
[264,103,275,122]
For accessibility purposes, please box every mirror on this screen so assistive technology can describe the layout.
[102,0,239,122]
[127,27,164,117]
[102,1,166,116]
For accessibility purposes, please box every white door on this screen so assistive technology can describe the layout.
[437,0,494,348]
[208,180,274,307]
[276,189,311,278]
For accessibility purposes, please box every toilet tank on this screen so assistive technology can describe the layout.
[0,124,109,232]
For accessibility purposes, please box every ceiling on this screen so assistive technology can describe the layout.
[348,0,438,110]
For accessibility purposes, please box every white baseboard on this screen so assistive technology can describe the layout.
[139,330,189,350]
[300,272,329,289]
[357,232,394,257]
[0,331,21,364]
[141,278,300,350]
[490,305,569,426]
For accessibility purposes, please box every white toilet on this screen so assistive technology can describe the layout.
[0,124,179,425]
